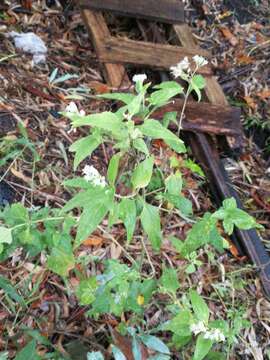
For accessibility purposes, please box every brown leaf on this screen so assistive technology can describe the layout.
[83,235,104,247]
[110,328,149,360]
[89,81,112,94]
[244,96,257,110]
[11,167,33,185]
[220,27,238,46]
[256,89,270,100]
[236,54,254,65]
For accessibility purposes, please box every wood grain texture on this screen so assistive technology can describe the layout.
[152,100,241,136]
[80,0,184,24]
[81,9,128,88]
[99,37,211,75]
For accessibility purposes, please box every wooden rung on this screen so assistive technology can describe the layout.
[80,0,184,24]
[152,100,242,138]
[99,37,212,75]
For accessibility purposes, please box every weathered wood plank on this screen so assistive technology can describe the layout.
[81,9,129,88]
[80,0,184,24]
[99,37,211,75]
[152,100,241,137]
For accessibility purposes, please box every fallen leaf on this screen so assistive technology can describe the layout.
[110,328,149,360]
[256,89,270,100]
[237,54,254,65]
[89,81,112,94]
[220,27,238,46]
[11,167,32,184]
[83,235,104,247]
[244,96,257,110]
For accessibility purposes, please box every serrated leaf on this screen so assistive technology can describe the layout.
[119,199,137,243]
[140,335,170,355]
[76,277,98,305]
[131,156,154,190]
[193,334,213,360]
[189,290,209,324]
[164,194,193,216]
[160,267,180,295]
[141,202,162,251]
[108,152,122,186]
[165,310,192,337]
[69,133,102,170]
[139,120,186,153]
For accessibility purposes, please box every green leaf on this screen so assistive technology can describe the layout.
[140,335,170,355]
[190,75,206,102]
[15,340,41,360]
[47,238,75,277]
[165,172,182,196]
[63,187,114,246]
[162,111,177,128]
[87,352,104,360]
[75,189,114,246]
[0,275,26,307]
[76,278,98,305]
[0,227,13,245]
[127,93,144,117]
[141,203,162,251]
[212,197,260,235]
[150,81,183,107]
[165,310,192,337]
[184,159,205,177]
[189,290,209,324]
[180,213,217,257]
[107,152,122,185]
[63,177,93,189]
[131,156,154,190]
[69,112,126,138]
[132,138,149,155]
[69,133,102,170]
[160,267,180,295]
[98,93,136,104]
[139,120,186,153]
[193,334,213,360]
[164,194,193,216]
[0,352,8,360]
[111,345,126,360]
[205,352,226,360]
[119,199,137,243]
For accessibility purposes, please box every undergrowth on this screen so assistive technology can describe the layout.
[0,56,262,360]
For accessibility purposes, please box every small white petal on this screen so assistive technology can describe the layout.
[193,55,208,67]
[65,101,79,113]
[132,74,147,83]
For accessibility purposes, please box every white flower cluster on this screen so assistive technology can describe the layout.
[190,321,225,343]
[204,328,226,342]
[190,321,207,336]
[83,165,106,188]
[65,102,86,116]
[132,74,147,83]
[170,55,208,79]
